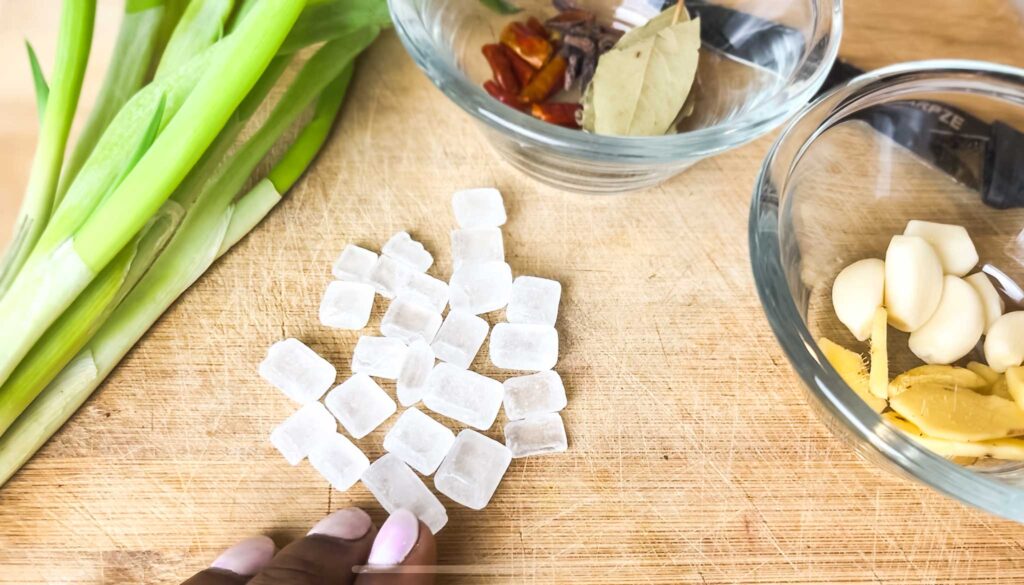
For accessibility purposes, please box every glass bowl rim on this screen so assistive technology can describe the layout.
[750,58,1024,522]
[388,0,844,163]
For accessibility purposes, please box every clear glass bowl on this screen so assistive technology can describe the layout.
[751,60,1024,522]
[389,0,842,193]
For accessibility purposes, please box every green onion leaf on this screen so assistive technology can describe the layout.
[24,41,49,123]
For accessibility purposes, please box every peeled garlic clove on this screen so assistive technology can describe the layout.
[831,258,885,341]
[965,272,1004,332]
[884,235,944,332]
[903,220,979,277]
[984,311,1024,373]
[908,276,984,365]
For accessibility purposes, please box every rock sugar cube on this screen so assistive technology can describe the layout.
[489,323,558,371]
[502,371,567,420]
[325,374,397,439]
[449,261,513,315]
[452,188,506,228]
[397,340,435,407]
[381,297,442,345]
[382,231,433,272]
[506,276,561,326]
[259,338,336,404]
[362,454,448,534]
[504,412,568,458]
[368,255,413,299]
[431,310,489,369]
[319,281,375,330]
[398,272,450,313]
[434,429,512,510]
[308,432,369,492]
[332,244,377,282]
[451,228,504,270]
[270,402,337,465]
[383,407,456,475]
[423,363,503,430]
[352,336,408,379]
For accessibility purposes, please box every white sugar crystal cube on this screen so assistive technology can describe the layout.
[504,412,568,458]
[308,432,370,492]
[435,429,511,510]
[319,281,375,329]
[270,403,337,465]
[451,228,504,270]
[325,374,397,439]
[507,276,561,326]
[352,336,408,379]
[398,272,449,313]
[397,340,435,406]
[383,407,456,475]
[431,310,489,369]
[259,338,336,404]
[332,244,377,282]
[452,188,507,228]
[502,371,567,420]
[382,231,433,272]
[449,261,513,315]
[489,323,558,371]
[368,255,413,299]
[362,454,448,534]
[423,363,503,430]
[381,297,442,345]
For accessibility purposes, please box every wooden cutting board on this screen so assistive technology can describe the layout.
[1,1,1023,583]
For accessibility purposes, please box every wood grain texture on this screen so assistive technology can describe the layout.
[2,1,1024,584]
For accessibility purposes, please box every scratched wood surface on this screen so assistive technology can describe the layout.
[2,1,1024,583]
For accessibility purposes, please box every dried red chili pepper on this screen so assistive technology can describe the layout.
[519,54,567,104]
[531,102,581,128]
[484,80,525,110]
[500,22,552,69]
[502,44,536,86]
[482,43,520,93]
[526,16,547,37]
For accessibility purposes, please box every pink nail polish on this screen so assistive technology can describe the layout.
[308,507,373,540]
[367,509,420,566]
[210,535,275,576]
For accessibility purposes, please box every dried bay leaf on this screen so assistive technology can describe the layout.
[583,14,701,136]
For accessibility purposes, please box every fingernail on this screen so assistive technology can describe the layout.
[367,509,420,566]
[210,536,275,576]
[307,507,373,540]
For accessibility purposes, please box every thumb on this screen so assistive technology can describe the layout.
[355,509,438,585]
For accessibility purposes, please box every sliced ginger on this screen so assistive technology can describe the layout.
[1008,366,1024,410]
[869,307,888,400]
[966,361,1000,386]
[888,381,1024,442]
[819,338,887,413]
[883,412,1024,461]
[889,364,988,396]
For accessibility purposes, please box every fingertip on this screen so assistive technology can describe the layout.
[367,509,420,566]
[308,507,374,540]
[209,535,276,576]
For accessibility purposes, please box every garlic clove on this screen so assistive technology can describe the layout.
[908,275,985,365]
[984,311,1024,373]
[903,220,979,277]
[831,258,885,341]
[965,272,1005,333]
[884,235,944,332]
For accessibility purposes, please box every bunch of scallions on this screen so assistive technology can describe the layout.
[0,0,390,486]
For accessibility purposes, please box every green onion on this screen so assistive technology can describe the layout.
[24,41,49,122]
[0,0,95,297]
[0,0,305,387]
[154,0,235,80]
[0,0,388,487]
[57,0,167,198]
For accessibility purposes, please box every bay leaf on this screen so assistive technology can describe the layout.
[584,16,701,136]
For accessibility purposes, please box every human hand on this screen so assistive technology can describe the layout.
[181,508,436,585]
